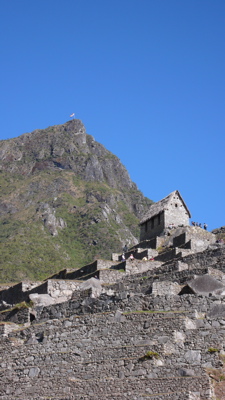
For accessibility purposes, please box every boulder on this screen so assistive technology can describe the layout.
[79,277,102,298]
[29,293,55,306]
[208,304,225,318]
[186,274,225,296]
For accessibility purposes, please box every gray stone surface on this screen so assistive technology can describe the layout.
[0,232,224,399]
[29,293,55,306]
[79,277,102,297]
[187,274,225,296]
[0,309,214,399]
[28,367,40,378]
[208,304,225,318]
[140,190,190,240]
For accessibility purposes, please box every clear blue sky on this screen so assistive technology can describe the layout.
[0,0,224,231]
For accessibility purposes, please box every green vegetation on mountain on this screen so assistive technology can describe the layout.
[0,120,153,283]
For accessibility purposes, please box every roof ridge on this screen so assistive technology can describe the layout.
[140,190,191,224]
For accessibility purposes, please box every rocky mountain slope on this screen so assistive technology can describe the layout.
[0,120,153,282]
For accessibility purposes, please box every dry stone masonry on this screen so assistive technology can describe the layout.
[139,190,191,241]
[1,191,224,399]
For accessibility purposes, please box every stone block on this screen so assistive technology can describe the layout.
[208,304,225,318]
[185,350,201,364]
[79,277,102,298]
[185,317,196,329]
[28,367,40,378]
[29,293,55,306]
[178,368,195,377]
[177,261,188,271]
[187,274,225,296]
[131,368,146,376]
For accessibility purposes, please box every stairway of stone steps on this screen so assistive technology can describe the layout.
[0,309,216,399]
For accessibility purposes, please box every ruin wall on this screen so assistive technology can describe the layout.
[0,311,215,399]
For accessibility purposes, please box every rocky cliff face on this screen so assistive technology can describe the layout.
[0,120,153,282]
[0,120,134,190]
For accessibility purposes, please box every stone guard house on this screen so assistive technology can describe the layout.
[140,190,191,241]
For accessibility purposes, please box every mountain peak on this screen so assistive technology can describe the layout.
[0,120,137,191]
[0,120,153,281]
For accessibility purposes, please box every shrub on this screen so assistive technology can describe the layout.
[208,347,219,353]
[139,351,160,361]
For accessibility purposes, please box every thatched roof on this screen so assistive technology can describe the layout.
[140,190,191,224]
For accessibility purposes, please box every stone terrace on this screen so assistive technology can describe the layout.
[0,310,215,399]
[0,245,225,399]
